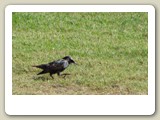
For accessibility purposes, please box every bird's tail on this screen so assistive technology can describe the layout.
[37,70,47,75]
[32,64,47,69]
[32,65,37,67]
[32,65,41,68]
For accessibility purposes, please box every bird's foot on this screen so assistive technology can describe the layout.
[50,74,54,79]
[61,73,71,78]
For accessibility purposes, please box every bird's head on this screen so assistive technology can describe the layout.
[62,56,77,64]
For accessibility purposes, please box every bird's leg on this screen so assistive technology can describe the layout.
[57,72,70,78]
[57,72,66,78]
[50,73,54,79]
[62,73,71,76]
[57,72,61,76]
[61,73,71,78]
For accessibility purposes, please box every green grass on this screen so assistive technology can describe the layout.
[12,12,148,95]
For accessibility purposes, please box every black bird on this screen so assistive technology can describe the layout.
[33,56,76,78]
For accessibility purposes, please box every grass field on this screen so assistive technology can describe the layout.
[12,12,148,95]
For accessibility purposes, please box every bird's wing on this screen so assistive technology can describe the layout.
[49,60,68,71]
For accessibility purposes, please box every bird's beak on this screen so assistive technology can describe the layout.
[72,60,78,65]
[74,62,78,65]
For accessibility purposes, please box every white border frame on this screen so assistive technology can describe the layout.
[5,5,155,115]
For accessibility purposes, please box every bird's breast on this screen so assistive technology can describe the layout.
[63,61,69,68]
